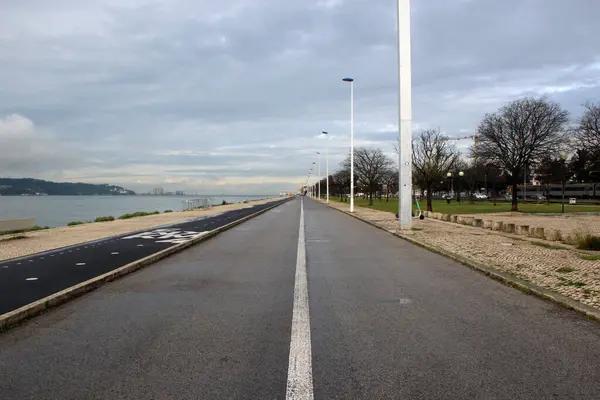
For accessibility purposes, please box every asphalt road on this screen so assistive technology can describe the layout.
[0,199,289,315]
[1,197,600,399]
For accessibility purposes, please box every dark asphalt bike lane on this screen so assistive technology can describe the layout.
[0,199,289,315]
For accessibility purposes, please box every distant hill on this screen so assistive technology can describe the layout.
[0,178,136,196]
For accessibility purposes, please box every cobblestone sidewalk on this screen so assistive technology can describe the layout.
[325,200,600,310]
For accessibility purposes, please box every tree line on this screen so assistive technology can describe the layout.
[310,97,600,212]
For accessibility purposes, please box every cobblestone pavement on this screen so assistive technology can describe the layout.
[326,201,600,310]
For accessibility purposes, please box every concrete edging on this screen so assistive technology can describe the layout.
[323,201,600,323]
[0,199,289,332]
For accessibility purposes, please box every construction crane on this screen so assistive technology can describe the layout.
[448,135,479,155]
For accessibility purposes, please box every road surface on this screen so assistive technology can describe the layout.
[1,197,600,399]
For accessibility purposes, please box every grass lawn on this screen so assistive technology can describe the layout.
[331,197,600,215]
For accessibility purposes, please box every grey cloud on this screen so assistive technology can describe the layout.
[0,114,84,177]
[0,0,599,193]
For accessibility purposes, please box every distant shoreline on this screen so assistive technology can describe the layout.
[0,194,276,197]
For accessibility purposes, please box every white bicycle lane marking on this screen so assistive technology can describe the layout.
[121,228,209,245]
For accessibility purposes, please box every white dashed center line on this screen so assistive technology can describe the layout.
[137,244,144,247]
[26,277,38,281]
[286,197,313,400]
[76,263,86,266]
[111,252,119,255]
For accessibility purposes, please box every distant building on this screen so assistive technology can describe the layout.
[175,191,185,196]
[153,187,164,195]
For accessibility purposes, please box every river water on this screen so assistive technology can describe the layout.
[0,195,273,227]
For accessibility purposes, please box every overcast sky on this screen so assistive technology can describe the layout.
[1,0,599,194]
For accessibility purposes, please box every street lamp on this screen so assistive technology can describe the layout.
[343,77,355,212]
[321,131,329,204]
[316,152,321,199]
[309,167,313,197]
[397,0,413,229]
[446,172,453,199]
[561,152,567,213]
[458,171,464,202]
[322,131,330,203]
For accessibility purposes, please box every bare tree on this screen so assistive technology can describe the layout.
[476,97,569,211]
[575,101,600,154]
[344,148,394,205]
[382,167,399,202]
[333,163,351,201]
[412,129,460,211]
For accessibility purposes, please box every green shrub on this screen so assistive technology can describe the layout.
[0,225,49,236]
[556,267,575,273]
[5,235,27,241]
[221,200,228,205]
[574,232,600,251]
[164,209,173,213]
[94,216,115,222]
[67,221,85,226]
[531,241,568,250]
[118,211,160,220]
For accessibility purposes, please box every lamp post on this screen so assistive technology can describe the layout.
[343,77,355,212]
[458,171,464,203]
[524,165,527,201]
[397,0,413,229]
[316,152,321,199]
[309,167,313,197]
[322,131,330,203]
[484,172,487,197]
[447,172,453,200]
[312,162,315,197]
[561,152,567,213]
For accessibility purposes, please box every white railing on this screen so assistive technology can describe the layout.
[182,198,213,211]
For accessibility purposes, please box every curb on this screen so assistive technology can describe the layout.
[321,200,600,323]
[0,199,290,332]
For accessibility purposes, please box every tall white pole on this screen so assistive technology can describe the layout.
[350,81,355,213]
[326,148,329,203]
[397,0,412,229]
[317,153,321,199]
